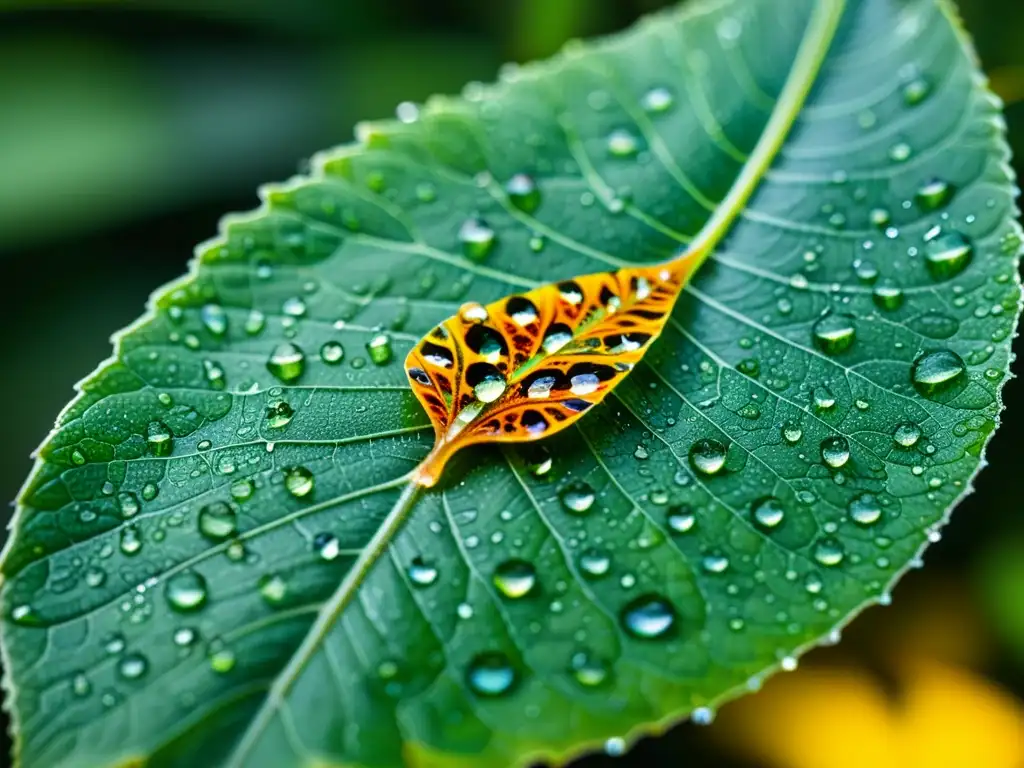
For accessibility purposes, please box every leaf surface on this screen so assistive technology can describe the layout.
[2,1,1021,767]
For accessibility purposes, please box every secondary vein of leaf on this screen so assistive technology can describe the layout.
[225,1,846,761]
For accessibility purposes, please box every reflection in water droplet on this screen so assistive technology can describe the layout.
[812,314,856,354]
[118,653,148,680]
[265,401,295,429]
[814,538,845,567]
[893,422,922,447]
[366,334,393,365]
[781,421,803,444]
[848,493,882,525]
[579,548,611,578]
[702,552,729,573]
[924,231,973,280]
[467,652,517,697]
[820,436,850,468]
[493,560,537,599]
[320,341,344,364]
[570,652,609,687]
[459,218,497,261]
[198,501,237,540]
[752,497,785,529]
[165,571,208,612]
[267,343,305,383]
[667,505,696,534]
[560,481,596,514]
[689,439,727,476]
[284,466,315,498]
[607,128,640,157]
[120,525,143,556]
[259,573,288,606]
[872,280,904,311]
[146,421,173,457]
[916,179,954,210]
[409,557,438,586]
[641,87,674,113]
[621,594,676,639]
[201,304,228,337]
[911,350,967,398]
[506,173,541,212]
[313,532,341,561]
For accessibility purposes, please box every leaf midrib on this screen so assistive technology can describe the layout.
[223,1,848,764]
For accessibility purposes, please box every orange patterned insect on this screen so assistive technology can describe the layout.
[405,255,700,487]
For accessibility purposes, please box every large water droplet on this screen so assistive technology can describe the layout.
[493,560,537,599]
[621,594,676,639]
[265,400,294,429]
[408,557,438,586]
[165,571,208,612]
[872,280,904,311]
[607,128,640,157]
[267,342,305,383]
[893,422,922,447]
[848,493,882,526]
[198,501,237,540]
[911,350,967,398]
[560,481,596,514]
[284,466,314,498]
[814,538,845,567]
[689,439,727,476]
[120,525,142,556]
[924,231,973,280]
[506,173,541,212]
[579,548,611,578]
[916,179,954,210]
[320,341,344,365]
[667,505,696,534]
[781,421,803,444]
[146,421,173,457]
[702,552,729,573]
[752,497,785,529]
[820,436,850,468]
[467,652,517,697]
[473,372,507,403]
[313,532,341,561]
[459,218,497,261]
[366,333,392,365]
[812,314,856,354]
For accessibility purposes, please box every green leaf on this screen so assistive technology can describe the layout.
[2,0,1020,766]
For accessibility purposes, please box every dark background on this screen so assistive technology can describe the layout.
[1,1,1022,765]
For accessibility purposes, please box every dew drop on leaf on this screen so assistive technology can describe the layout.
[689,439,727,476]
[814,538,845,567]
[165,571,208,612]
[284,466,315,499]
[820,436,851,468]
[120,526,143,556]
[408,557,438,587]
[320,341,344,364]
[751,497,785,529]
[872,280,904,311]
[267,342,305,383]
[702,552,730,573]
[173,627,197,647]
[621,594,676,639]
[570,652,609,687]
[118,653,148,681]
[911,349,967,398]
[313,532,340,561]
[560,481,596,514]
[118,492,139,519]
[467,652,517,697]
[641,86,674,113]
[579,548,611,578]
[265,400,295,429]
[146,421,173,457]
[848,493,882,525]
[781,421,803,444]
[201,304,228,337]
[258,574,288,606]
[924,231,973,280]
[198,501,237,540]
[666,505,696,534]
[366,333,393,365]
[916,179,954,210]
[493,560,537,599]
[893,422,922,447]
[812,313,856,354]
[458,217,497,261]
[505,173,541,212]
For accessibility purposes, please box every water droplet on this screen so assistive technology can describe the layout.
[916,179,954,210]
[633,444,650,460]
[473,372,507,403]
[814,538,845,567]
[902,76,931,105]
[692,707,716,725]
[85,566,106,588]
[267,342,305,383]
[198,501,237,540]
[893,422,921,447]
[209,643,236,673]
[641,87,674,113]
[506,173,541,212]
[621,594,676,639]
[146,421,173,457]
[467,652,517,697]
[173,627,197,647]
[579,548,611,578]
[702,552,730,573]
[120,525,143,556]
[752,497,785,529]
[889,142,911,162]
[284,466,314,498]
[366,333,392,365]
[245,309,266,335]
[458,217,497,260]
[812,314,856,354]
[872,280,904,311]
[925,231,973,280]
[848,493,882,525]
[570,651,609,686]
[667,505,696,534]
[201,304,228,337]
[118,653,148,680]
[493,560,537,599]
[689,439,727,476]
[320,341,344,365]
[230,478,254,502]
[165,571,208,612]
[820,436,851,468]
[560,481,596,514]
[541,325,573,354]
[71,672,91,697]
[607,128,639,157]
[313,532,340,561]
[911,349,967,398]
[265,400,295,429]
[118,492,139,518]
[258,573,288,606]
[408,557,438,586]
[605,738,626,757]
[781,421,803,444]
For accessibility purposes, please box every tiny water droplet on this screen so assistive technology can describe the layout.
[579,548,611,578]
[118,653,148,680]
[916,179,954,210]
[893,422,921,447]
[607,128,640,157]
[458,218,497,261]
[320,341,344,365]
[570,651,609,687]
[201,304,228,337]
[146,421,173,457]
[812,314,856,354]
[313,532,341,561]
[366,333,393,365]
[667,505,696,534]
[641,87,674,113]
[814,538,845,567]
[258,573,288,606]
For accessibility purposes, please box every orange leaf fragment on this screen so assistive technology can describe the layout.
[405,255,700,486]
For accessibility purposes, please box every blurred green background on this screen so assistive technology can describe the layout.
[0,1,1021,765]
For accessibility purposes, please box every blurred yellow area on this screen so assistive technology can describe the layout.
[710,578,1024,768]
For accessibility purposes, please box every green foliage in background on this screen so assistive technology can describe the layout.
[1,0,1021,767]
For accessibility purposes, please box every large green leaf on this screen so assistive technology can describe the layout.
[2,0,1020,766]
